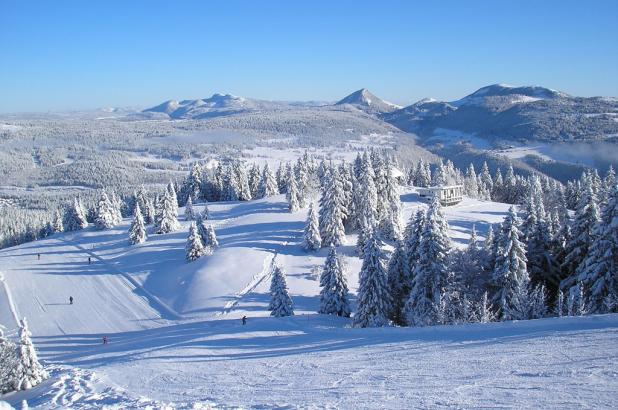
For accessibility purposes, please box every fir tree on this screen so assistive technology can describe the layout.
[318,165,346,247]
[573,183,618,312]
[52,210,64,233]
[248,163,262,199]
[465,163,479,198]
[8,318,48,391]
[379,164,402,240]
[319,245,351,317]
[387,240,410,325]
[64,198,88,231]
[561,184,600,287]
[354,231,391,328]
[186,223,205,262]
[184,196,195,221]
[128,203,147,245]
[203,224,219,251]
[258,163,279,198]
[492,207,530,320]
[286,171,301,212]
[155,187,180,234]
[95,191,117,230]
[269,262,294,317]
[201,202,210,220]
[405,196,451,327]
[302,202,322,251]
[0,329,16,393]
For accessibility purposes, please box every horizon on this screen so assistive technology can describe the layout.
[1,0,617,113]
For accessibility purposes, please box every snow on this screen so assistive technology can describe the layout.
[0,190,616,408]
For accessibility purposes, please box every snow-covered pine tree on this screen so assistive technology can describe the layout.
[379,164,402,240]
[184,196,195,221]
[601,166,616,204]
[414,158,431,187]
[155,187,180,234]
[8,318,48,391]
[319,245,351,317]
[248,163,262,200]
[318,165,346,247]
[221,165,239,201]
[258,163,279,198]
[354,152,378,234]
[479,161,493,200]
[492,206,531,320]
[269,262,294,317]
[203,224,219,250]
[234,161,252,201]
[95,191,117,230]
[0,328,16,393]
[302,202,322,251]
[167,182,179,216]
[465,163,479,198]
[573,183,617,313]
[476,292,496,323]
[275,162,287,194]
[128,203,147,245]
[286,170,301,212]
[432,161,447,186]
[186,223,205,262]
[183,163,203,204]
[52,210,64,233]
[201,201,210,220]
[386,239,410,325]
[109,192,123,225]
[561,184,600,288]
[405,196,451,327]
[64,198,88,231]
[354,231,391,327]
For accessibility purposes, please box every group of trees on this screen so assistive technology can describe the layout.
[186,212,219,262]
[0,318,47,394]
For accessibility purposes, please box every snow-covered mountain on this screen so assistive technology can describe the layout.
[142,93,290,119]
[335,88,401,113]
[384,84,618,144]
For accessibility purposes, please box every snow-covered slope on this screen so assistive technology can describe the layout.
[1,190,616,408]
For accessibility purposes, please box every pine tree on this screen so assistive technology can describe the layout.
[184,196,195,221]
[387,240,410,325]
[183,163,203,203]
[355,152,378,233]
[319,245,351,317]
[286,171,301,212]
[561,184,600,287]
[405,196,451,326]
[477,292,496,323]
[155,187,180,234]
[573,183,618,312]
[379,164,402,240]
[64,198,88,231]
[8,318,48,391]
[258,163,279,198]
[319,165,346,247]
[203,224,219,251]
[128,203,147,245]
[465,163,479,198]
[52,210,64,233]
[492,207,530,320]
[95,191,117,230]
[186,223,205,262]
[269,262,294,317]
[248,163,262,199]
[403,209,425,280]
[302,202,322,251]
[201,201,210,220]
[354,231,391,327]
[234,161,252,201]
[0,328,16,393]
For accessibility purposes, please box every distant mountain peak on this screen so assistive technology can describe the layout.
[336,89,401,113]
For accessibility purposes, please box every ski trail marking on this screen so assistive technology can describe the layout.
[218,251,278,316]
[59,239,181,321]
[0,271,21,328]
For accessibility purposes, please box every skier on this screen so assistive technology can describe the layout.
[242,315,247,325]
[37,253,40,260]
[102,336,108,345]
[69,296,73,305]
[88,256,91,265]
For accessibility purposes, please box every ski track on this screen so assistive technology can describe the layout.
[0,271,21,332]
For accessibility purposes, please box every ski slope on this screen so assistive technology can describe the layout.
[1,190,616,408]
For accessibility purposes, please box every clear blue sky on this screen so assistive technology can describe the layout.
[1,0,617,112]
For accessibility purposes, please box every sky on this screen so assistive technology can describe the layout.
[1,0,617,113]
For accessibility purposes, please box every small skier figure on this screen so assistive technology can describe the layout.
[69,296,73,305]
[102,336,108,345]
[242,315,247,325]
[37,253,40,260]
[88,256,91,265]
